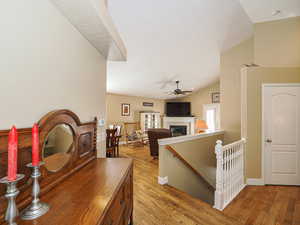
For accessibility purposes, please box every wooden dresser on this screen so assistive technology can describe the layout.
[16,158,133,225]
[0,110,133,225]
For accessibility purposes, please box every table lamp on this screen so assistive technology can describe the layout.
[195,120,208,133]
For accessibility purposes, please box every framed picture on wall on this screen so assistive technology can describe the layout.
[212,92,220,103]
[121,103,130,116]
[143,102,154,107]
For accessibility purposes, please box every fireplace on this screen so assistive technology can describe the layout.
[163,117,195,135]
[170,125,187,137]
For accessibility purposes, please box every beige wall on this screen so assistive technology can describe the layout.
[220,38,254,143]
[106,93,165,138]
[254,17,300,67]
[220,17,300,179]
[220,17,300,145]
[177,82,220,119]
[241,67,300,179]
[0,1,107,157]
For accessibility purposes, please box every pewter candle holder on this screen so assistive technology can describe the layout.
[0,174,25,225]
[20,162,49,220]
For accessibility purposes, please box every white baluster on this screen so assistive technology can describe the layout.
[241,139,245,189]
[227,147,230,203]
[234,145,237,195]
[226,147,228,202]
[239,143,243,189]
[214,140,224,210]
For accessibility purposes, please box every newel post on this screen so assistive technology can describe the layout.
[214,140,224,210]
[241,138,246,184]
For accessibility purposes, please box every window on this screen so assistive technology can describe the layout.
[203,104,220,130]
[206,108,216,130]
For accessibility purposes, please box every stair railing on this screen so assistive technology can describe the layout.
[214,138,246,210]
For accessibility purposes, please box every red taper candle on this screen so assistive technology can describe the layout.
[32,124,40,166]
[8,126,18,181]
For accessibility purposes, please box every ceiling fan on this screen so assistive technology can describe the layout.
[167,80,193,96]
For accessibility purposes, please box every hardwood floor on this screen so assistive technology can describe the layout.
[119,145,300,225]
[224,185,300,225]
[119,145,240,225]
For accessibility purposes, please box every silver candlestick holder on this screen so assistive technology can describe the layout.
[0,174,25,225]
[20,162,49,220]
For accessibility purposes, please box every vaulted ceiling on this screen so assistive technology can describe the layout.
[239,0,300,23]
[107,0,253,99]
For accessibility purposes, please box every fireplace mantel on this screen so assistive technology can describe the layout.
[163,117,195,135]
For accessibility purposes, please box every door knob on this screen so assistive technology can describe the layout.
[265,139,272,143]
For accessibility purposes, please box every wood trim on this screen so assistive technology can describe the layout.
[165,145,215,191]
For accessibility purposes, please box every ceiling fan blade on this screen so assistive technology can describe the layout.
[181,91,193,95]
[164,91,175,95]
[157,75,180,89]
[159,81,176,90]
[160,83,168,89]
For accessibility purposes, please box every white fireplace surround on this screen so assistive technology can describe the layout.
[163,117,195,135]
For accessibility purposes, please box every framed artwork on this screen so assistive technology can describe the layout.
[143,102,154,107]
[212,92,220,103]
[121,103,130,116]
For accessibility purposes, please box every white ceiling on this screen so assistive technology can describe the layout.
[239,0,300,23]
[107,0,253,99]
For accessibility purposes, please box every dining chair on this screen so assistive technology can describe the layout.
[114,125,122,157]
[106,128,117,157]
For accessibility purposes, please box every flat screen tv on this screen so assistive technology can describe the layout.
[166,102,191,117]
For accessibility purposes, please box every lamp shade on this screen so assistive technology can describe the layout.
[195,120,208,130]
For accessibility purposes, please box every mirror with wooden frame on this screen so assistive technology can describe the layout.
[43,124,74,172]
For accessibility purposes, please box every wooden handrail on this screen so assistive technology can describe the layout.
[165,145,215,191]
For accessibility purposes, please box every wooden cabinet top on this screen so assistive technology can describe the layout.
[16,158,133,225]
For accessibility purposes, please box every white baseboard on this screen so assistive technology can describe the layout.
[119,141,126,145]
[158,176,168,185]
[247,178,265,186]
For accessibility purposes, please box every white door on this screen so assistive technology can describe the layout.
[263,85,300,185]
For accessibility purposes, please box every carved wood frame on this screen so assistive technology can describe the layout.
[0,110,97,223]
